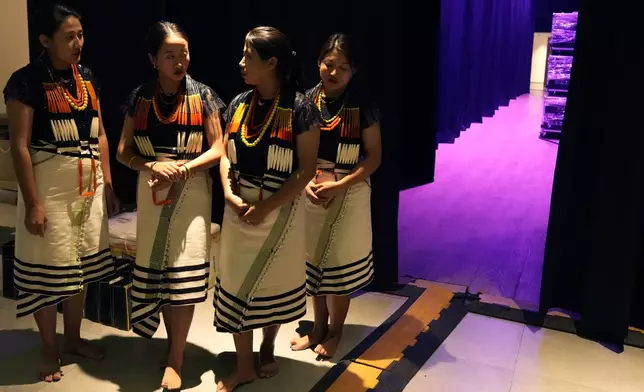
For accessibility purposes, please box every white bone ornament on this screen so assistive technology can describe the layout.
[90,117,99,139]
[51,120,60,141]
[58,120,66,141]
[268,145,275,170]
[186,132,192,155]
[66,120,74,141]
[144,137,154,156]
[73,119,82,140]
[281,147,288,172]
[287,149,293,173]
[277,147,284,172]
[228,139,238,164]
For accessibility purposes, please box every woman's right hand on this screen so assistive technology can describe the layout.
[306,181,327,206]
[25,204,47,237]
[150,161,183,182]
[225,192,250,216]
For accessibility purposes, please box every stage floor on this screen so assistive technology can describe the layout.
[404,312,644,392]
[399,92,557,307]
[0,273,643,391]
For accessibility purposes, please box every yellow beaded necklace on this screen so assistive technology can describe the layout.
[47,64,89,112]
[240,89,280,147]
[315,85,344,131]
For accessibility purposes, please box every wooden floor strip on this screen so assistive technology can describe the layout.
[327,284,454,391]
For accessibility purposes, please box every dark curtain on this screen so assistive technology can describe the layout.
[25,0,438,287]
[540,0,644,344]
[436,0,533,144]
[165,0,435,287]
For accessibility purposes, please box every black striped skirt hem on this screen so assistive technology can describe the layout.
[15,248,114,318]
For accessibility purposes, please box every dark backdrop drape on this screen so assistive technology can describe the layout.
[436,0,533,144]
[25,0,441,287]
[540,0,644,344]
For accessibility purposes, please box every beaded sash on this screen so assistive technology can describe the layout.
[131,75,206,205]
[227,89,296,190]
[310,84,362,172]
[42,64,100,197]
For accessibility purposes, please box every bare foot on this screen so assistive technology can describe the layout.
[39,356,62,383]
[161,366,182,390]
[63,339,106,360]
[216,368,258,392]
[315,333,342,359]
[258,345,279,379]
[290,327,328,351]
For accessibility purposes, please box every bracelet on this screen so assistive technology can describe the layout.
[183,164,193,179]
[127,156,137,169]
[149,161,158,171]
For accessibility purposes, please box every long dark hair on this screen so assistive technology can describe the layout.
[318,33,358,72]
[33,3,82,38]
[145,21,188,57]
[245,26,303,92]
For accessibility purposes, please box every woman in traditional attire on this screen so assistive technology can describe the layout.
[116,21,225,391]
[3,4,119,382]
[290,33,382,359]
[214,26,321,392]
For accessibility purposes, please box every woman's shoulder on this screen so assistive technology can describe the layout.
[234,90,253,102]
[293,91,322,132]
[77,64,96,81]
[128,80,156,100]
[294,91,318,112]
[191,79,226,110]
[3,63,45,107]
[229,90,253,108]
[304,85,320,101]
[5,62,43,88]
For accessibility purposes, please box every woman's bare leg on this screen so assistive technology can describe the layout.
[161,305,195,390]
[33,305,61,382]
[259,325,280,378]
[217,331,257,392]
[315,295,350,359]
[290,296,328,351]
[63,291,105,359]
[160,306,174,369]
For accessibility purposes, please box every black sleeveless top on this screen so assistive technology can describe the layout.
[3,57,101,158]
[223,90,321,180]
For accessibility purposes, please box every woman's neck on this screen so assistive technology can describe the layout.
[256,77,280,100]
[322,83,346,99]
[158,74,182,94]
[48,53,72,71]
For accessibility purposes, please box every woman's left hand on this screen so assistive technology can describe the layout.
[314,181,343,200]
[241,202,272,226]
[104,184,121,217]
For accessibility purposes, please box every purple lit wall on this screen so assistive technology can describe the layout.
[541,12,578,139]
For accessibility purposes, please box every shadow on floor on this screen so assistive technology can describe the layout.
[0,330,214,391]
[0,323,378,392]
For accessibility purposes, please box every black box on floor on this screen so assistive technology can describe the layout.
[2,240,18,300]
[98,279,114,325]
[110,273,132,331]
[84,281,101,322]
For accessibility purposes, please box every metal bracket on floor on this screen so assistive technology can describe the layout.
[453,287,481,302]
